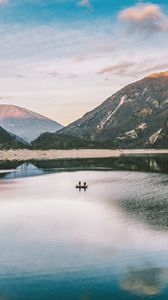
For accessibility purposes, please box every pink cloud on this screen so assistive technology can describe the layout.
[119,3,168,33]
[119,3,162,22]
[97,62,135,75]
[77,0,90,8]
[142,63,168,74]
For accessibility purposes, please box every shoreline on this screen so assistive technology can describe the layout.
[0,149,168,161]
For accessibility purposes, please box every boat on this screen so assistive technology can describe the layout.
[76,185,88,189]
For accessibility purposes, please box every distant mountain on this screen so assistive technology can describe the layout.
[61,71,168,149]
[32,132,103,149]
[0,126,24,149]
[0,105,63,142]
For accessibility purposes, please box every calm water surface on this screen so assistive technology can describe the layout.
[0,158,168,299]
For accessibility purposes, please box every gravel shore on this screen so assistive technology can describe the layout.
[0,149,167,161]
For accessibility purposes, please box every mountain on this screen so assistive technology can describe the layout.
[31,132,103,149]
[61,71,168,149]
[0,126,24,149]
[0,105,63,142]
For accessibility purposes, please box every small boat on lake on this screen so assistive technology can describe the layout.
[76,185,88,189]
[76,181,88,189]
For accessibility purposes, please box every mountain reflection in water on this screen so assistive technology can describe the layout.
[0,156,167,299]
[0,155,168,180]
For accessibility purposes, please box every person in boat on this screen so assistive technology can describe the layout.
[76,181,87,189]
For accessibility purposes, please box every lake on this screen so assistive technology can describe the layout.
[0,156,168,299]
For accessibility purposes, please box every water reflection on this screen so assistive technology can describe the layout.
[0,155,168,181]
[121,266,168,296]
[113,171,168,230]
[33,155,168,173]
[0,162,45,179]
[118,196,168,230]
[0,159,167,299]
[5,162,45,179]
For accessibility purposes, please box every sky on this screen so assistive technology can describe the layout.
[0,0,168,125]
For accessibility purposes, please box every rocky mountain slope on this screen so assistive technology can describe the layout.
[0,105,63,142]
[61,71,168,148]
[0,126,24,149]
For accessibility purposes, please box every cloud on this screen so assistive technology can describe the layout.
[142,63,168,75]
[97,62,135,75]
[16,74,24,79]
[98,61,168,79]
[119,3,168,33]
[0,96,10,100]
[119,3,162,22]
[1,16,168,124]
[46,71,78,79]
[77,0,90,8]
[0,0,8,4]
